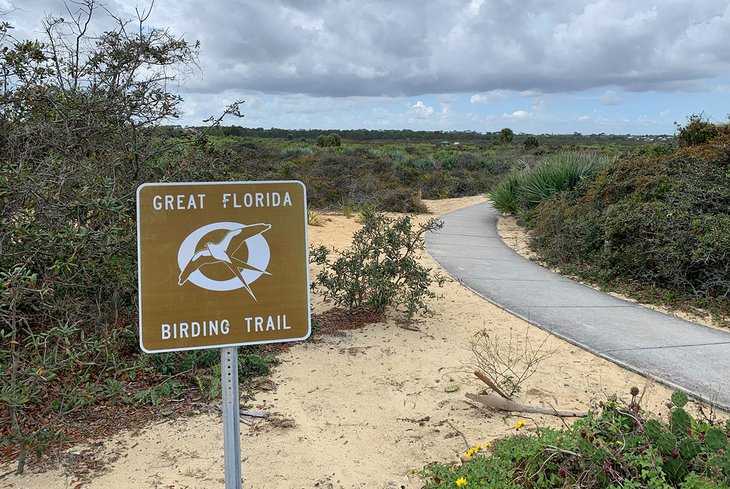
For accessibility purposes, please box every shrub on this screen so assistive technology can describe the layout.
[0,6,268,472]
[420,392,730,488]
[640,143,674,157]
[523,135,539,150]
[316,132,342,147]
[675,114,719,147]
[519,152,614,209]
[488,152,614,214]
[281,146,312,157]
[526,126,730,316]
[489,170,523,214]
[310,214,443,322]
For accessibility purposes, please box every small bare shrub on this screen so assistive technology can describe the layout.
[470,327,555,398]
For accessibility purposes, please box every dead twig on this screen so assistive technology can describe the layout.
[446,420,470,450]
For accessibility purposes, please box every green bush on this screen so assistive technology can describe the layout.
[640,143,674,157]
[500,127,514,143]
[421,393,730,488]
[488,152,614,214]
[524,135,540,150]
[310,213,443,322]
[316,132,342,147]
[526,125,730,316]
[519,152,614,209]
[0,8,275,471]
[489,171,523,214]
[269,146,500,212]
[281,146,312,157]
[675,114,719,148]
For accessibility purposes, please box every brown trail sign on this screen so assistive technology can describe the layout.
[136,180,311,353]
[137,180,311,488]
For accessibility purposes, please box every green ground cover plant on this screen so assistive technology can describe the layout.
[421,392,730,488]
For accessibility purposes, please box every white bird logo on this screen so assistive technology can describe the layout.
[177,223,272,300]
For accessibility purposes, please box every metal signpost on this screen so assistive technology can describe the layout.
[136,181,311,488]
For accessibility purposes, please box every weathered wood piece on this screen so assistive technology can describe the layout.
[473,370,512,400]
[465,393,587,418]
[240,410,270,418]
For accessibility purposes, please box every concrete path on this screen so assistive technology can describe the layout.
[426,202,730,410]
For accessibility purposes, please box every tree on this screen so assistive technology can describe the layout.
[0,0,202,473]
[499,127,514,143]
[1,0,199,175]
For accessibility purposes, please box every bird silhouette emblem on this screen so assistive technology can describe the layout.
[177,222,272,300]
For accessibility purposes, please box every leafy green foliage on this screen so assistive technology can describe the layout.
[273,145,501,211]
[0,4,264,470]
[421,394,730,488]
[675,114,719,148]
[499,127,514,143]
[489,171,523,214]
[489,152,615,214]
[310,214,443,322]
[640,143,674,157]
[526,123,730,317]
[316,132,342,147]
[523,135,540,150]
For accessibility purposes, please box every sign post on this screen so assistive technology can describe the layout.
[221,347,241,489]
[136,180,310,488]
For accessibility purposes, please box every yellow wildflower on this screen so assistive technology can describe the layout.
[455,477,467,487]
[484,441,491,448]
[515,419,526,430]
[465,448,474,458]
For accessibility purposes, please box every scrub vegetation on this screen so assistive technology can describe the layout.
[501,117,730,320]
[490,152,615,214]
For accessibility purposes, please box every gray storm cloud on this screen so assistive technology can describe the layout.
[141,0,730,97]
[5,0,728,101]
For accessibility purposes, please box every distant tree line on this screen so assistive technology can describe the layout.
[160,125,672,147]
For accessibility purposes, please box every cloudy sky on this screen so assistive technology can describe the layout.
[4,0,730,134]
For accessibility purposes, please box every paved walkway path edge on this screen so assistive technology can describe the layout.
[426,202,730,411]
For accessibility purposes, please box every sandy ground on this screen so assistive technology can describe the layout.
[4,196,726,489]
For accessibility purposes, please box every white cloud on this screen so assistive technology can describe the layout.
[131,0,730,98]
[470,90,511,103]
[10,1,730,100]
[408,100,435,117]
[502,110,530,119]
[6,0,726,134]
[602,90,623,105]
